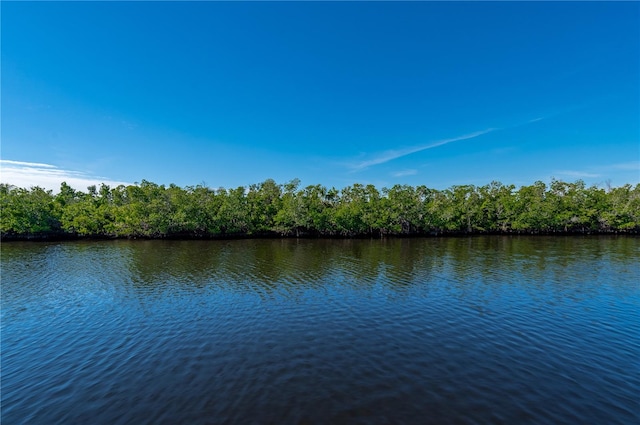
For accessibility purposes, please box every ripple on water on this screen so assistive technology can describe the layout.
[1,237,639,424]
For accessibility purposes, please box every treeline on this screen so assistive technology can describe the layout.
[1,179,639,240]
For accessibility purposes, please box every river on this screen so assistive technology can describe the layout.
[2,236,639,424]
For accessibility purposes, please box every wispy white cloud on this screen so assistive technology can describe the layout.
[0,159,130,192]
[1,159,57,169]
[555,170,601,178]
[610,161,640,171]
[550,161,639,184]
[391,169,418,177]
[349,128,498,171]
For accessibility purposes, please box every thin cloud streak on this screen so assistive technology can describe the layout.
[555,170,601,178]
[547,162,639,185]
[350,128,498,172]
[0,159,130,192]
[1,159,57,168]
[345,113,555,173]
[610,161,640,171]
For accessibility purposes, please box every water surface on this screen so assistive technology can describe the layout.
[2,237,639,424]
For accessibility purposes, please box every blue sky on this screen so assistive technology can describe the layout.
[2,2,638,191]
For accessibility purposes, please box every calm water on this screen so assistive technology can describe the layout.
[1,237,639,424]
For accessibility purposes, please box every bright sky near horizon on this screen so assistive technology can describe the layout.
[2,2,639,192]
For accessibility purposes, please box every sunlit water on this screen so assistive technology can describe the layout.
[2,237,639,424]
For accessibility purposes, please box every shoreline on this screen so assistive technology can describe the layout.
[2,229,637,242]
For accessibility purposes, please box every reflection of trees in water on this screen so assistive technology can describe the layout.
[123,239,447,297]
[120,237,639,300]
[4,236,635,318]
[436,236,639,305]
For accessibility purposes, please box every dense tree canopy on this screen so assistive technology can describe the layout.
[1,179,638,239]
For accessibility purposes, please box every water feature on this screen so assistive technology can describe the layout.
[2,236,638,424]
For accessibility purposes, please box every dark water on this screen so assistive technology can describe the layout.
[1,237,639,424]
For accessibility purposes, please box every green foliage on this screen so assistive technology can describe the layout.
[1,179,637,239]
[1,184,60,234]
